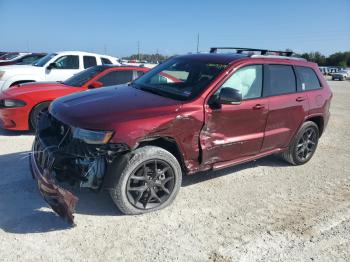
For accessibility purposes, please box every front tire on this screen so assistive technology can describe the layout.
[282,121,319,165]
[29,102,51,130]
[110,146,182,215]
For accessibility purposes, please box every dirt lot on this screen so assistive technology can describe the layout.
[0,80,349,262]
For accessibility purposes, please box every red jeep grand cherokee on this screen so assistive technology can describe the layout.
[30,47,332,223]
[0,65,150,131]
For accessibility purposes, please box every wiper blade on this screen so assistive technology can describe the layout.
[139,85,167,97]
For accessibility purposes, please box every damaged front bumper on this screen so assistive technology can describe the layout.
[30,148,78,224]
[30,112,129,224]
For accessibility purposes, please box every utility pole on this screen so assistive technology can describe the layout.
[103,44,107,54]
[137,41,140,61]
[196,33,200,53]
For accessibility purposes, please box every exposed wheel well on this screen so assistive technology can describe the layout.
[307,116,324,136]
[10,80,36,87]
[137,137,187,174]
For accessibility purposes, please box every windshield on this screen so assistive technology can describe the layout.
[132,57,228,100]
[33,53,57,67]
[63,66,105,87]
[0,53,20,60]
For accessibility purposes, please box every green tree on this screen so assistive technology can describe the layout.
[123,53,169,63]
[326,52,350,67]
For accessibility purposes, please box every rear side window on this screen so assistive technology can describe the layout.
[83,56,97,69]
[295,66,321,91]
[101,57,112,64]
[98,70,133,86]
[266,65,296,96]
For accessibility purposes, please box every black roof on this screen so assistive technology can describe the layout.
[178,53,248,64]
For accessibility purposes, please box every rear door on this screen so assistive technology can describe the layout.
[261,64,309,152]
[83,56,97,69]
[201,64,269,164]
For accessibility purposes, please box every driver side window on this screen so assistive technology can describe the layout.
[218,65,263,100]
[53,55,79,69]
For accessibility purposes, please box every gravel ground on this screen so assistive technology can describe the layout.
[0,80,349,262]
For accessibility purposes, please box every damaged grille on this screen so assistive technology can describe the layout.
[33,112,129,189]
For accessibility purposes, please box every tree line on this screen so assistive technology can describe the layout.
[297,51,350,67]
[123,54,169,63]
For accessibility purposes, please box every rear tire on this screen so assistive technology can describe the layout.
[110,146,182,215]
[29,102,51,130]
[282,121,319,165]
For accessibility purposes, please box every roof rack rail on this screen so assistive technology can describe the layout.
[209,47,294,57]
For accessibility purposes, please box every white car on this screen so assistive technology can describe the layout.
[0,51,119,91]
[332,70,349,81]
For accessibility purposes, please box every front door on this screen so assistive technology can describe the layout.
[45,55,81,82]
[200,64,269,165]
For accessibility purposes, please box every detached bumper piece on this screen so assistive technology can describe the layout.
[30,112,129,224]
[31,153,78,224]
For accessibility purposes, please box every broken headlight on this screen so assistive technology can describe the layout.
[2,99,27,108]
[73,128,114,145]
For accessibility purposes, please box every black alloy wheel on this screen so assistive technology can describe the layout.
[126,159,175,210]
[110,146,182,215]
[295,127,317,162]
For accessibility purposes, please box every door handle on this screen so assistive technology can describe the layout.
[296,97,306,102]
[253,104,264,109]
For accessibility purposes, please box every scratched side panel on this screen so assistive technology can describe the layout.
[112,103,205,173]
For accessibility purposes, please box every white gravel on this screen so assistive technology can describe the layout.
[0,80,349,262]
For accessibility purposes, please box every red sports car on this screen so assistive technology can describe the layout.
[0,65,150,131]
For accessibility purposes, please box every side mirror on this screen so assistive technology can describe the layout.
[219,87,242,104]
[88,81,103,89]
[47,62,58,70]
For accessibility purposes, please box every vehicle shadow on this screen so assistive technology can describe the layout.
[0,151,121,234]
[0,151,287,234]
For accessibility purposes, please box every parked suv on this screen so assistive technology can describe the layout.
[30,47,332,224]
[0,51,119,91]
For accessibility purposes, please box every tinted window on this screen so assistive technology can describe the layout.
[101,57,112,64]
[98,70,133,86]
[218,65,263,99]
[54,55,79,69]
[267,65,296,96]
[83,56,97,69]
[63,66,105,87]
[296,66,321,91]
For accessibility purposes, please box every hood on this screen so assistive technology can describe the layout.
[0,64,42,76]
[50,85,182,129]
[3,82,73,97]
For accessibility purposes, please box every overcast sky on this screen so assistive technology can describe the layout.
[1,0,349,57]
